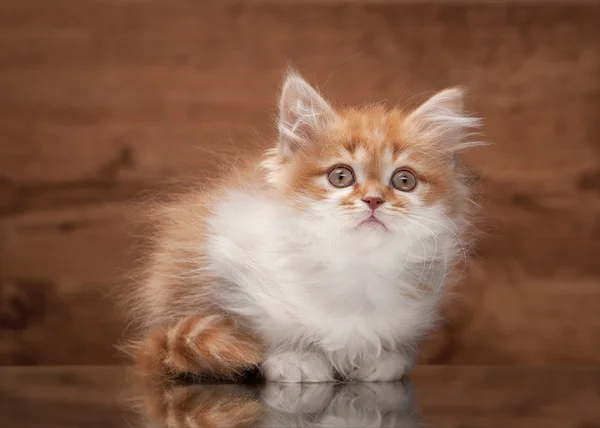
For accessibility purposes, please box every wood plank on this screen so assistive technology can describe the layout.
[0,279,124,365]
[0,203,139,364]
[0,366,129,428]
[0,1,597,191]
[1,366,598,428]
[0,0,599,364]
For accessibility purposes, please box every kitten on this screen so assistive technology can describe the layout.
[128,71,481,382]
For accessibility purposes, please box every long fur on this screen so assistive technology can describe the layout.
[125,71,482,382]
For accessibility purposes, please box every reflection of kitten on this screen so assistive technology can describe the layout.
[136,383,263,428]
[136,380,417,428]
[262,382,417,428]
[128,71,482,382]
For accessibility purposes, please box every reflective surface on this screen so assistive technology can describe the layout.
[139,380,417,427]
[1,366,599,428]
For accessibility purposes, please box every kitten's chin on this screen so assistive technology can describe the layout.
[356,216,388,231]
[350,223,389,247]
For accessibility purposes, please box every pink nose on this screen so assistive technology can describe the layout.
[362,196,384,210]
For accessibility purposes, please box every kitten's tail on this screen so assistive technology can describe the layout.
[124,314,263,383]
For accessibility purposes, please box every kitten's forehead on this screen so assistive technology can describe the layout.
[319,107,410,179]
[338,107,408,151]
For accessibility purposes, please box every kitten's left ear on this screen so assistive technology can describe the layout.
[278,72,337,157]
[406,88,482,153]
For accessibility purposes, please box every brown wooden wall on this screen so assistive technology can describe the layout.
[0,0,599,365]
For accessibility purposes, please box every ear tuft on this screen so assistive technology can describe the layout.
[278,71,336,157]
[406,87,483,153]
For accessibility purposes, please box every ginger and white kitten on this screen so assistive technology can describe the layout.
[129,71,481,382]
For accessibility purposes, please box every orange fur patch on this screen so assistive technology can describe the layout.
[130,314,263,382]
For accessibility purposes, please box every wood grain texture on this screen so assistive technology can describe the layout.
[1,366,598,428]
[0,0,598,364]
[0,366,130,428]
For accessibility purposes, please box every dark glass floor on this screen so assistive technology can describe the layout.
[1,366,599,427]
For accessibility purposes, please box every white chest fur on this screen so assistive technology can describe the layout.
[206,190,448,360]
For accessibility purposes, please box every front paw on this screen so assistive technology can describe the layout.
[348,351,408,382]
[262,351,334,383]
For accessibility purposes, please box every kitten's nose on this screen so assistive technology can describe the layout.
[362,196,384,211]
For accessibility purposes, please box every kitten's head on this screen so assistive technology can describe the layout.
[263,72,482,239]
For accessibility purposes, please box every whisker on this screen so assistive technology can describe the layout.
[401,215,449,292]
[403,218,434,292]
[396,222,412,280]
[406,211,468,284]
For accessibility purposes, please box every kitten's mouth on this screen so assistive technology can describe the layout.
[357,215,387,230]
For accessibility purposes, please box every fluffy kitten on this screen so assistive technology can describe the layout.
[129,71,481,382]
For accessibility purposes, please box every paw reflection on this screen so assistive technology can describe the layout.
[137,379,417,427]
[262,382,417,427]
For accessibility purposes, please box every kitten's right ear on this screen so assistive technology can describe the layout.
[405,87,482,153]
[278,72,337,157]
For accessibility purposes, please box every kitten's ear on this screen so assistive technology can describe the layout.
[278,72,337,157]
[406,88,482,153]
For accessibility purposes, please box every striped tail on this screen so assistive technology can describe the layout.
[129,314,263,382]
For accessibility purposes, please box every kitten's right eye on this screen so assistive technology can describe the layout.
[327,165,355,188]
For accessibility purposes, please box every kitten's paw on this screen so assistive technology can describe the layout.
[348,351,408,382]
[263,352,334,383]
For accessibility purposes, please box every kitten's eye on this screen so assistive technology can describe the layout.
[391,169,417,192]
[327,165,355,188]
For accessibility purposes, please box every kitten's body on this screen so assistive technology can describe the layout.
[129,72,480,382]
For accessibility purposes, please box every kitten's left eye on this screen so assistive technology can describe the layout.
[327,165,355,188]
[391,169,418,192]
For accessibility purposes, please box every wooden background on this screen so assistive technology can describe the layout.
[0,0,598,365]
